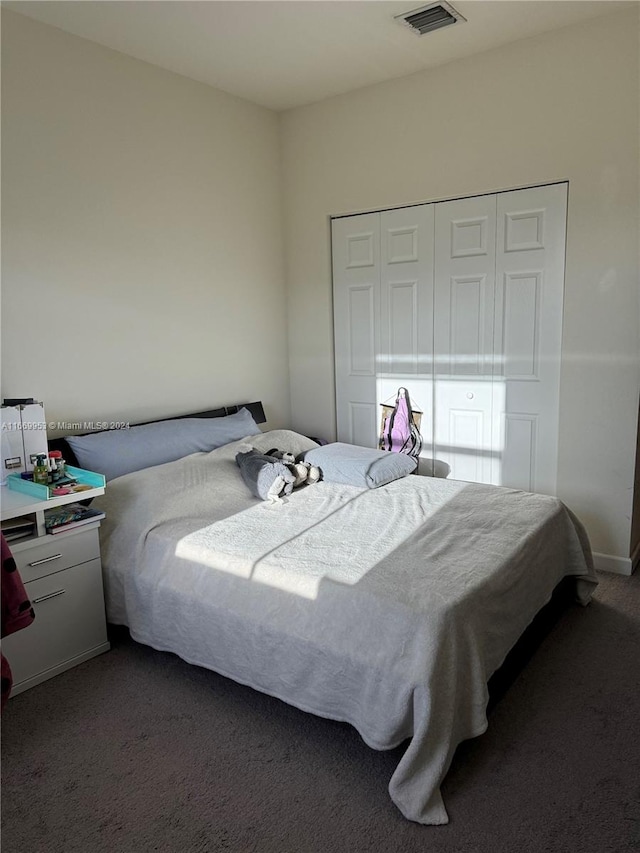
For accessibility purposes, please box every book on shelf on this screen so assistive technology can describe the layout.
[44,503,106,534]
[47,511,106,534]
[1,515,36,542]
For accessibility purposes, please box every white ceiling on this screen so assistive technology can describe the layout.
[4,0,633,111]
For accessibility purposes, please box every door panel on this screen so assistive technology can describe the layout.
[380,205,434,377]
[332,214,380,447]
[494,184,567,494]
[434,195,498,483]
[379,205,435,457]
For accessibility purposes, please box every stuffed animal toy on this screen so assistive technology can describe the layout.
[266,449,320,488]
[235,446,320,503]
[235,447,295,503]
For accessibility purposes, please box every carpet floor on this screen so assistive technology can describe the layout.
[2,570,639,853]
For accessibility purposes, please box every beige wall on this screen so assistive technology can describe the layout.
[1,10,290,430]
[281,9,640,561]
[3,8,638,563]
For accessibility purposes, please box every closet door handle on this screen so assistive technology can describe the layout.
[28,553,62,567]
[33,589,66,605]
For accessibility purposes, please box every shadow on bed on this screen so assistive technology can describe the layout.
[485,575,575,713]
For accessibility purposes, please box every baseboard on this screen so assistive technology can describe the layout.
[9,642,111,697]
[593,551,634,576]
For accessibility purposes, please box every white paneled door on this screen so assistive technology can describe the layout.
[378,204,435,460]
[332,183,567,495]
[332,213,381,448]
[493,184,567,494]
[434,193,498,485]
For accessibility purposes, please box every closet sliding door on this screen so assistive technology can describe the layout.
[332,206,435,455]
[434,194,498,485]
[332,213,381,448]
[332,183,567,496]
[493,184,567,494]
[377,205,435,461]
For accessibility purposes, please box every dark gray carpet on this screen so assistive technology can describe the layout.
[2,570,639,853]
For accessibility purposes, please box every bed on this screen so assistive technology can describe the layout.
[61,405,597,825]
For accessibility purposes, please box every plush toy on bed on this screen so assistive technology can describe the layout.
[235,446,320,503]
[265,448,320,488]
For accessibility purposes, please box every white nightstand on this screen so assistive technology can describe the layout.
[1,480,110,696]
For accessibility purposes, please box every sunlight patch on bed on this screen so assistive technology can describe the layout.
[174,478,468,599]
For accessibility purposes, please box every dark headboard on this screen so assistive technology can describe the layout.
[48,401,266,467]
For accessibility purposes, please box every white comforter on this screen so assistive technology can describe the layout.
[95,429,597,825]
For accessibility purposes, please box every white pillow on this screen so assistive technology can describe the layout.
[66,408,261,481]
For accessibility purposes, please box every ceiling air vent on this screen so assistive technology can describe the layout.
[395,1,466,36]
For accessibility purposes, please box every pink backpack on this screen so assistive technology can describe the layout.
[379,387,423,458]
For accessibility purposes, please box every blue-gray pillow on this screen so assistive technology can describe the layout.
[66,408,261,481]
[303,442,417,489]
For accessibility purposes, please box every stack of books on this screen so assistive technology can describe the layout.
[1,515,36,543]
[44,503,106,535]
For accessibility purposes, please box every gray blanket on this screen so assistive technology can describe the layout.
[95,429,597,825]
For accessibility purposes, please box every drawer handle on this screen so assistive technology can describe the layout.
[28,553,62,567]
[33,589,66,604]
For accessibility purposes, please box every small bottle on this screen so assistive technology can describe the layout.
[32,454,49,486]
[49,450,62,482]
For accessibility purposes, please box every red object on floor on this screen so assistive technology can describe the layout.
[1,533,35,710]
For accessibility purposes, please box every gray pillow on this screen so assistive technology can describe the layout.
[66,407,261,481]
[303,442,417,489]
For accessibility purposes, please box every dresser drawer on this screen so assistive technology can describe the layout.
[13,527,101,583]
[2,558,109,690]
